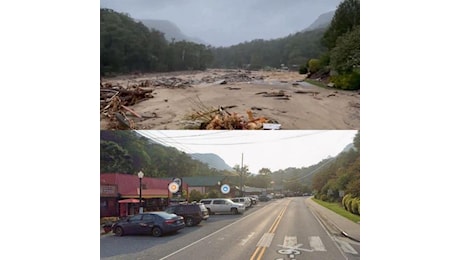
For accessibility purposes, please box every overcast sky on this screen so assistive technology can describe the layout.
[137,130,357,174]
[100,0,341,47]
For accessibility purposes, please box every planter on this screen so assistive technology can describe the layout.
[102,223,113,233]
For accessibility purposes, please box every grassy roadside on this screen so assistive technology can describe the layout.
[303,78,329,89]
[312,198,360,223]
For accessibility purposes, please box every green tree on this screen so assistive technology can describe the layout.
[307,59,321,73]
[100,140,133,173]
[322,0,360,50]
[329,26,360,74]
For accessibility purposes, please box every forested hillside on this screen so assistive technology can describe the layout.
[210,28,327,70]
[312,131,360,214]
[100,131,231,177]
[301,0,360,90]
[100,8,335,75]
[100,8,213,75]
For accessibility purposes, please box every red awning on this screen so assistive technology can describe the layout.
[118,198,143,204]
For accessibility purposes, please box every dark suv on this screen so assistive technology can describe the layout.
[165,203,209,226]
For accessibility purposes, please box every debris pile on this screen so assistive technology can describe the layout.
[184,105,278,130]
[151,77,192,88]
[256,90,291,100]
[201,71,264,84]
[100,81,154,129]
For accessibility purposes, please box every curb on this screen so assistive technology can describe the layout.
[306,200,360,242]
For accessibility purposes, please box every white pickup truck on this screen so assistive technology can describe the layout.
[199,198,245,215]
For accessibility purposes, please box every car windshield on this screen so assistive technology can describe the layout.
[164,207,174,214]
[153,212,175,219]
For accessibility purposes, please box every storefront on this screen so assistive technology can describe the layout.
[100,173,188,217]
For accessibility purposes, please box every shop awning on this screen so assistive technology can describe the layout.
[118,198,143,204]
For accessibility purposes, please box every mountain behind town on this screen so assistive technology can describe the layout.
[188,153,233,171]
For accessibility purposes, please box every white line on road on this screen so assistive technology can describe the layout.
[158,210,261,260]
[240,232,255,246]
[334,238,358,255]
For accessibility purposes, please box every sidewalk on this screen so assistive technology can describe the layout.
[304,197,360,242]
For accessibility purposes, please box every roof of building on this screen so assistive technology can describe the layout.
[100,173,180,198]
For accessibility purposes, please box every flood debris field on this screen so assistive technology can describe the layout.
[100,69,359,130]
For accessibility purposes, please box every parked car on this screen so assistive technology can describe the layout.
[112,212,185,237]
[249,195,258,205]
[165,203,209,227]
[259,195,270,202]
[199,198,245,215]
[231,197,252,209]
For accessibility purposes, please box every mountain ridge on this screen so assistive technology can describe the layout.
[188,153,233,171]
[138,19,207,45]
[303,10,335,31]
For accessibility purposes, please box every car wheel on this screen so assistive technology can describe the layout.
[207,208,213,215]
[231,208,238,215]
[185,217,194,227]
[152,226,162,237]
[114,226,124,237]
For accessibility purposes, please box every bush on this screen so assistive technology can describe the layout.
[299,65,308,74]
[307,59,321,74]
[206,190,220,198]
[342,194,352,210]
[320,194,328,201]
[330,69,360,90]
[346,197,353,212]
[351,198,360,215]
[188,190,204,203]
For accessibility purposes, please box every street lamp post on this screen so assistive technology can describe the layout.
[138,171,144,213]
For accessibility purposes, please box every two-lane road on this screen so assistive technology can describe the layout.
[101,197,360,259]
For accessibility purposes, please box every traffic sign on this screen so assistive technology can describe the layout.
[221,184,230,194]
[168,182,179,193]
[173,177,182,187]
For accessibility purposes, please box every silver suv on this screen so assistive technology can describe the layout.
[231,197,252,209]
[199,198,245,215]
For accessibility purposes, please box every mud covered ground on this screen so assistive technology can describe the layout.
[100,69,359,130]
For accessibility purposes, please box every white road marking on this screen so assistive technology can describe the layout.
[283,236,297,247]
[309,236,326,251]
[256,233,274,247]
[334,238,358,255]
[240,232,255,246]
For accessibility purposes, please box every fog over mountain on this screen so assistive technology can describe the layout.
[100,0,341,47]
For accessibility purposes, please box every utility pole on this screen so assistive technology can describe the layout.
[240,153,244,197]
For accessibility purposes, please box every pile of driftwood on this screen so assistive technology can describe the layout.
[100,81,154,129]
[256,90,291,100]
[184,102,276,130]
[151,77,192,88]
[201,71,264,84]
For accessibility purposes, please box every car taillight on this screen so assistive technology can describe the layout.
[165,219,175,224]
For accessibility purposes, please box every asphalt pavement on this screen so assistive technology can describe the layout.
[101,197,361,242]
[304,196,360,242]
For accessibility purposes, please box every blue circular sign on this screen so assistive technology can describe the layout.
[221,184,230,194]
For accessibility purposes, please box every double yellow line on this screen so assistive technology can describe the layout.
[250,202,289,260]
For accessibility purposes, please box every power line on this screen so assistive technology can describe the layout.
[137,130,332,146]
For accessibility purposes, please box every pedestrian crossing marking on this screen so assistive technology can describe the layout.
[334,238,358,255]
[308,236,326,251]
